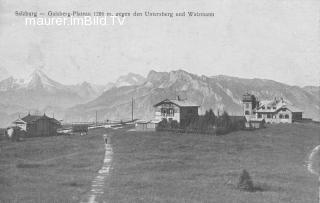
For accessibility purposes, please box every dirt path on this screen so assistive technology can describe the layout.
[307,145,320,203]
[81,140,113,203]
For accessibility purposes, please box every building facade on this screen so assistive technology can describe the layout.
[154,98,199,127]
[13,114,61,137]
[242,93,302,124]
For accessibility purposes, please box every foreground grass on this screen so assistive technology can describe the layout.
[0,128,108,202]
[102,123,319,203]
[0,124,319,202]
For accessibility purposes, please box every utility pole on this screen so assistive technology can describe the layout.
[95,111,98,126]
[131,97,134,121]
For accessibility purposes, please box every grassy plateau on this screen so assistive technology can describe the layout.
[0,123,319,202]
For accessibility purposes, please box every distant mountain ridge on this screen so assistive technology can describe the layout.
[103,73,146,91]
[0,70,147,127]
[0,69,318,127]
[64,70,320,123]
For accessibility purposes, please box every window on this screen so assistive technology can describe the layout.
[285,114,289,119]
[267,106,271,110]
[262,106,265,110]
[169,109,174,115]
[258,114,262,118]
[245,111,250,115]
[273,107,276,110]
[161,108,167,115]
[279,114,283,119]
[267,114,271,118]
[245,103,249,108]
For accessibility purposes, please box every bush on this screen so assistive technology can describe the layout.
[237,169,254,192]
[156,109,244,135]
[157,119,180,130]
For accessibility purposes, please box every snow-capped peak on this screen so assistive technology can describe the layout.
[20,69,64,90]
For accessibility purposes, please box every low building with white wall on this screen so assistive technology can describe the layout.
[242,93,303,124]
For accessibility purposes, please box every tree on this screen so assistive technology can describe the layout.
[204,109,216,127]
[219,111,231,129]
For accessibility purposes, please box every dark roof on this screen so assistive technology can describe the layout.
[19,114,61,125]
[21,115,42,123]
[154,99,199,107]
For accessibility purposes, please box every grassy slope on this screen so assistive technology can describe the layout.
[102,123,319,203]
[0,124,319,202]
[0,128,108,202]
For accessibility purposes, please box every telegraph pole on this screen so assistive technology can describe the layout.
[131,97,134,121]
[95,111,98,126]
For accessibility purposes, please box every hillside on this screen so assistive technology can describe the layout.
[64,70,320,122]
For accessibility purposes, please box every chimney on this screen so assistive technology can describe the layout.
[177,95,180,101]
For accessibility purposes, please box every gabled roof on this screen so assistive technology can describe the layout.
[20,115,43,123]
[154,99,199,107]
[279,104,302,113]
[255,99,302,113]
[13,118,27,124]
[16,114,61,125]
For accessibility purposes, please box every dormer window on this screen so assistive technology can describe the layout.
[273,107,276,110]
[262,106,265,110]
[267,106,271,110]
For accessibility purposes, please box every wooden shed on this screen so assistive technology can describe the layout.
[13,114,61,137]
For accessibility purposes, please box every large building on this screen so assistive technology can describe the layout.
[242,93,303,124]
[13,114,61,137]
[154,97,199,127]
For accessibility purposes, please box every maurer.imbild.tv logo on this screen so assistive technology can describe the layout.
[25,16,126,26]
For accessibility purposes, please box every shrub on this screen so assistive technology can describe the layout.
[156,109,244,135]
[237,169,254,192]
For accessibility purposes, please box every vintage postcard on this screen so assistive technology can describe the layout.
[0,0,319,202]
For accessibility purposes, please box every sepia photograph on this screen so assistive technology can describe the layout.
[0,0,319,202]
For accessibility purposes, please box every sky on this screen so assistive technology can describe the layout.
[0,0,319,86]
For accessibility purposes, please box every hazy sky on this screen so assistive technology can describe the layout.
[0,0,319,86]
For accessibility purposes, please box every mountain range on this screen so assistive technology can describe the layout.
[0,69,319,127]
[64,70,320,123]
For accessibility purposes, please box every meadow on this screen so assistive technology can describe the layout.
[0,123,319,202]
[0,128,107,202]
[102,123,319,203]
